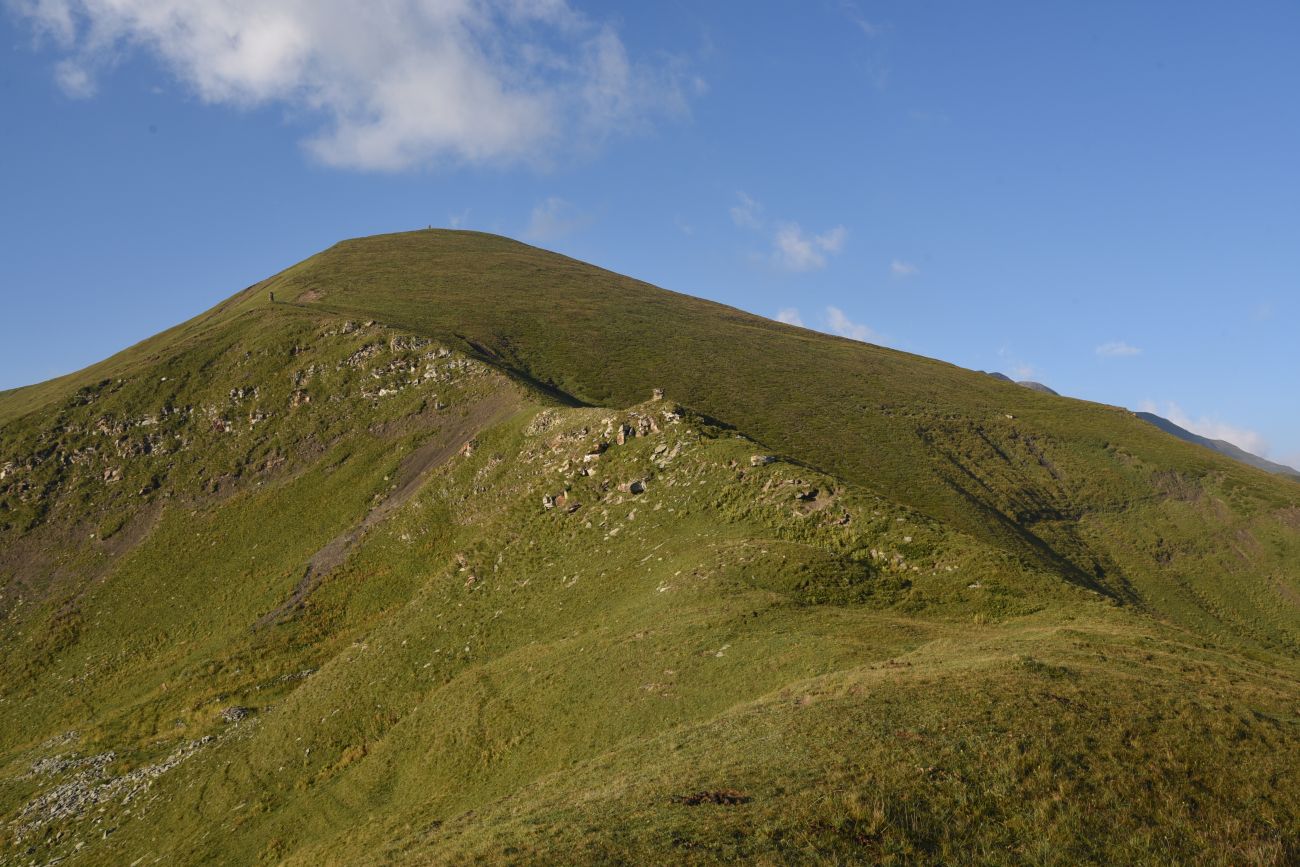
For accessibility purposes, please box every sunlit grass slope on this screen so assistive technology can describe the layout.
[0,230,1297,865]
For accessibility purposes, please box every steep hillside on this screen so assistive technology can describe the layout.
[1,230,1297,865]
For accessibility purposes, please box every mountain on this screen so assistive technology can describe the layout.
[979,376,1295,481]
[980,371,1060,396]
[1137,411,1300,480]
[1015,380,1060,397]
[2,230,1298,865]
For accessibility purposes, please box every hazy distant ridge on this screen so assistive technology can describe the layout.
[1136,411,1300,479]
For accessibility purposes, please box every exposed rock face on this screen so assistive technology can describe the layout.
[750,455,776,467]
[220,706,251,723]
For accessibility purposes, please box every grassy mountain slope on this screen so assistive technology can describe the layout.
[1,230,1298,865]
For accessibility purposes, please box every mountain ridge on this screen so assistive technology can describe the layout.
[1136,411,1300,479]
[1,230,1297,865]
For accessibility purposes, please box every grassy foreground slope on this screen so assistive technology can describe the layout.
[0,230,1297,865]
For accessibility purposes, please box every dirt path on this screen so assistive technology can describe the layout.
[255,392,517,628]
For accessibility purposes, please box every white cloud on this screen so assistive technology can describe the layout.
[824,306,880,343]
[1096,341,1141,358]
[447,208,471,229]
[838,1,881,38]
[15,0,76,41]
[53,58,95,97]
[775,307,804,327]
[889,259,918,278]
[525,196,586,241]
[1141,400,1270,457]
[730,193,846,272]
[772,223,847,272]
[1008,363,1037,381]
[12,0,691,171]
[817,225,847,253]
[996,345,1038,382]
[730,192,763,230]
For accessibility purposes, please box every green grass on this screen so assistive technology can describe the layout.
[0,230,1297,865]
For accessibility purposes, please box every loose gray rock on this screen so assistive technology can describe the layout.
[220,706,251,723]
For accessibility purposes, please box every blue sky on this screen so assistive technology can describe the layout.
[2,1,1298,466]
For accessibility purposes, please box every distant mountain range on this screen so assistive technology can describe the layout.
[1135,412,1300,479]
[983,372,1061,397]
[984,372,1299,481]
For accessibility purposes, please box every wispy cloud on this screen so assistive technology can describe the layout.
[731,193,846,272]
[525,197,587,242]
[835,0,890,89]
[447,209,471,229]
[890,259,918,278]
[1096,341,1142,358]
[772,305,884,343]
[12,0,693,171]
[824,306,882,343]
[773,224,846,271]
[730,192,763,230]
[837,1,882,38]
[1008,364,1037,380]
[775,307,805,327]
[996,346,1039,382]
[53,59,95,97]
[1140,400,1270,457]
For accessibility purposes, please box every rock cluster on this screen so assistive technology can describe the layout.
[12,736,215,842]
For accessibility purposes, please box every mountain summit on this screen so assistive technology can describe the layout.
[2,231,1298,864]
